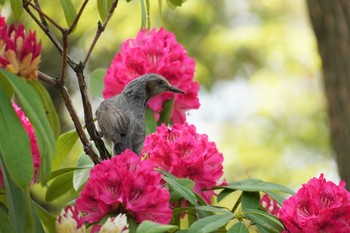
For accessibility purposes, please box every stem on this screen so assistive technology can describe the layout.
[24,0,65,32]
[140,0,146,28]
[38,71,57,86]
[76,64,111,160]
[24,0,76,69]
[59,32,69,84]
[145,0,151,31]
[67,0,89,34]
[56,81,100,164]
[158,99,174,125]
[82,0,119,67]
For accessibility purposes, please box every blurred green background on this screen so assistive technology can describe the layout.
[3,0,336,190]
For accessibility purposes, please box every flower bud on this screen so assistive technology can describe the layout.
[99,214,128,233]
[56,206,86,233]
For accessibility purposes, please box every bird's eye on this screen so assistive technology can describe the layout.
[157,79,163,85]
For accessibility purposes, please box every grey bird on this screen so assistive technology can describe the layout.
[96,73,184,156]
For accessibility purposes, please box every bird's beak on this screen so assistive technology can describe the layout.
[168,85,185,94]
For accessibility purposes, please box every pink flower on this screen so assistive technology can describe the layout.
[279,174,350,233]
[0,102,41,188]
[76,150,171,224]
[142,123,225,203]
[260,194,280,217]
[56,205,86,233]
[0,16,41,80]
[103,27,200,124]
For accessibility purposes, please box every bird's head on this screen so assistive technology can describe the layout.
[144,73,184,98]
[123,73,184,100]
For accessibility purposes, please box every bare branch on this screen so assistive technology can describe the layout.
[56,82,101,164]
[75,64,110,159]
[38,71,57,86]
[82,0,119,67]
[68,0,89,34]
[24,0,77,69]
[24,0,65,32]
[59,32,69,84]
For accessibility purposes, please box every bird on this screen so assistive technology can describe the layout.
[96,73,184,156]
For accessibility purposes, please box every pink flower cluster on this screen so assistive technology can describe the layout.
[76,150,171,224]
[279,174,350,233]
[142,123,225,203]
[103,27,200,124]
[0,103,41,188]
[0,16,41,80]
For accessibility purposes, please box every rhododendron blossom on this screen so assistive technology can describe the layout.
[0,102,40,188]
[0,16,41,80]
[279,174,350,233]
[142,123,225,203]
[103,27,200,124]
[56,206,86,233]
[260,194,280,217]
[76,150,171,224]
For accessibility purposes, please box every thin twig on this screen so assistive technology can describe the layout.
[76,65,111,159]
[68,0,89,34]
[59,32,69,84]
[23,1,76,69]
[82,0,119,67]
[24,0,65,33]
[38,71,57,86]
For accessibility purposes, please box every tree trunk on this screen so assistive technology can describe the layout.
[307,0,350,189]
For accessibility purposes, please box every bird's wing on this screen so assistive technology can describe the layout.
[132,122,146,155]
[96,101,130,143]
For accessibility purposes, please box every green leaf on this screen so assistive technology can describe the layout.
[136,221,178,233]
[0,207,16,233]
[0,157,35,233]
[89,68,106,98]
[264,191,286,206]
[0,0,6,5]
[217,189,235,202]
[145,108,157,134]
[73,154,94,191]
[0,70,56,184]
[241,191,260,211]
[60,0,77,27]
[29,81,60,139]
[195,206,231,214]
[227,222,249,233]
[166,0,187,9]
[0,87,33,188]
[223,178,295,195]
[162,176,197,206]
[97,0,113,21]
[0,74,13,98]
[31,203,45,233]
[46,172,74,202]
[52,130,79,170]
[243,209,284,233]
[33,201,56,233]
[50,167,90,180]
[10,0,23,18]
[158,99,174,125]
[187,213,232,233]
